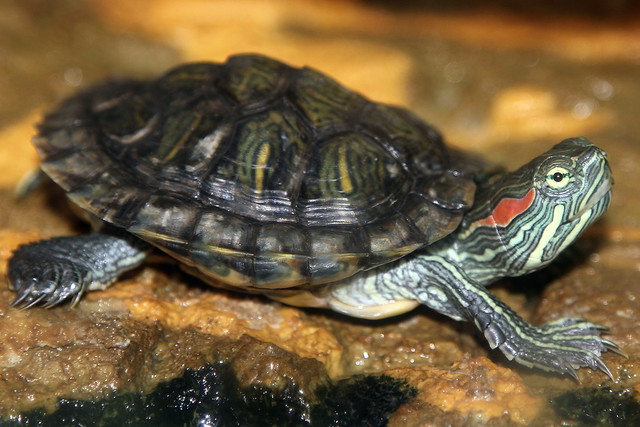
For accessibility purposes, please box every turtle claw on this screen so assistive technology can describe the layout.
[8,242,88,308]
[594,356,615,383]
[603,340,627,358]
[9,275,85,309]
[10,279,54,309]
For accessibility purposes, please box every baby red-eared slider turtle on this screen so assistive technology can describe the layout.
[8,54,617,379]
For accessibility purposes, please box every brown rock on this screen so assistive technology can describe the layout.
[90,270,345,377]
[0,302,160,415]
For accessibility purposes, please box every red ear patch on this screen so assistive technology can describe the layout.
[477,188,536,228]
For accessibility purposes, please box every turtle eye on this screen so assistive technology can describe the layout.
[545,166,574,190]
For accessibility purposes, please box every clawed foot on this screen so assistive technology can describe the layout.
[487,317,622,380]
[10,276,85,308]
[8,241,88,308]
[7,233,149,308]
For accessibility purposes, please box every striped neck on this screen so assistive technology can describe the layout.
[433,138,612,284]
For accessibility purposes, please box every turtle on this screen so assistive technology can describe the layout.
[8,54,617,379]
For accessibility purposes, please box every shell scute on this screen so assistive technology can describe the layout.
[365,214,424,265]
[95,88,159,146]
[292,66,366,133]
[190,248,253,288]
[253,223,310,287]
[300,132,410,227]
[128,195,197,263]
[220,54,290,106]
[153,63,219,104]
[305,226,369,284]
[360,103,449,177]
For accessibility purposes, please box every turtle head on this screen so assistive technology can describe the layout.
[457,137,612,280]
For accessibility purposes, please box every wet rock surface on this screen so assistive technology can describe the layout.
[1,0,639,425]
[386,356,544,425]
[7,366,415,426]
[552,386,640,426]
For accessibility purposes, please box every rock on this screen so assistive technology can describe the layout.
[386,355,544,425]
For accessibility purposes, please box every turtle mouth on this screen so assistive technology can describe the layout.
[566,179,612,223]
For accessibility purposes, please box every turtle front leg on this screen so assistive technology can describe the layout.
[8,233,150,308]
[409,257,620,379]
[328,255,619,379]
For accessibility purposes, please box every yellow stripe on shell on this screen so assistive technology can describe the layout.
[254,143,271,194]
[161,113,203,162]
[338,143,353,194]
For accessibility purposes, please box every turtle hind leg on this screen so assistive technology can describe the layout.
[8,232,150,308]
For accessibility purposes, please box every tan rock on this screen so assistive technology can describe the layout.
[106,276,346,376]
[387,356,544,425]
[0,111,41,188]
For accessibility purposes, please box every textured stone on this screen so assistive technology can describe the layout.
[386,356,544,425]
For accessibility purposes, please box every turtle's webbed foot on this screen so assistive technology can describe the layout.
[8,240,91,308]
[487,316,620,380]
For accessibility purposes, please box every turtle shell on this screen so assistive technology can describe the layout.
[34,54,476,293]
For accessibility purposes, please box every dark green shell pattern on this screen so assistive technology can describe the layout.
[34,54,476,292]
